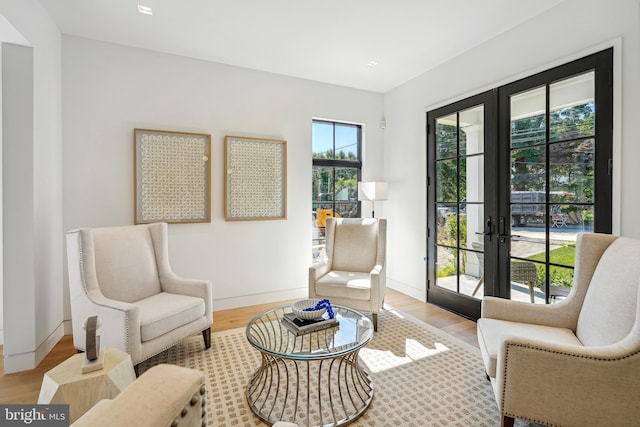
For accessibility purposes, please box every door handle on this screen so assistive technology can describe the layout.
[475,217,492,241]
[498,216,521,243]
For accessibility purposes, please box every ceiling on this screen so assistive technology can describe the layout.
[39,0,564,93]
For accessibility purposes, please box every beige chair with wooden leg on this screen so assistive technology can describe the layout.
[309,217,387,331]
[66,222,213,368]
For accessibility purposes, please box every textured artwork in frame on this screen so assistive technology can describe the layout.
[134,128,211,224]
[225,136,287,221]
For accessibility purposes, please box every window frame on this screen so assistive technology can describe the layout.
[312,119,363,243]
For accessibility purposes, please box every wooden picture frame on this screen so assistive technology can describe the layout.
[224,136,287,221]
[134,128,211,224]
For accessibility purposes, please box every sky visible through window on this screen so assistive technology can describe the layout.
[312,121,358,158]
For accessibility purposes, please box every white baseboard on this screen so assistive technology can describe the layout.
[212,287,308,311]
[212,282,426,312]
[3,323,65,374]
[63,319,73,335]
[387,278,426,303]
[0,329,3,345]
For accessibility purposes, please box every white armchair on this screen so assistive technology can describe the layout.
[66,223,213,366]
[309,217,387,330]
[477,233,640,427]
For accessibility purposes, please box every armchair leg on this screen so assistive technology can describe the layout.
[372,313,378,332]
[501,415,515,427]
[202,327,211,349]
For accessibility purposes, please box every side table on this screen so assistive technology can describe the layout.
[38,347,136,423]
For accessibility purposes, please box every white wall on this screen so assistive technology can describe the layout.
[383,0,640,301]
[0,0,63,373]
[61,36,385,318]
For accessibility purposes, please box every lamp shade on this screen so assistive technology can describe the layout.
[358,181,388,201]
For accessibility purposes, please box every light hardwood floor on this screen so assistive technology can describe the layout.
[0,289,477,404]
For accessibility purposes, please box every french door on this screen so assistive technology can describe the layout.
[426,48,613,320]
[427,91,496,319]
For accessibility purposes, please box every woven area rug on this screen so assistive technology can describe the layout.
[137,307,538,427]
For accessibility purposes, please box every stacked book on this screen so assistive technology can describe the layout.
[281,312,339,336]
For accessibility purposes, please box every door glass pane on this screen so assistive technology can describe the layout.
[511,146,546,194]
[549,139,594,203]
[436,209,458,246]
[459,248,481,297]
[436,159,457,202]
[465,203,484,250]
[459,105,484,156]
[436,246,458,292]
[510,259,542,304]
[436,114,457,159]
[463,155,484,203]
[549,265,574,303]
[550,72,595,142]
[511,86,546,149]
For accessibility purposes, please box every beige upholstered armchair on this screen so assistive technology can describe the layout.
[309,217,387,330]
[66,223,213,366]
[477,233,640,427]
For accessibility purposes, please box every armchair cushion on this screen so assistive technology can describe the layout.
[138,292,206,342]
[477,318,581,378]
[316,271,372,301]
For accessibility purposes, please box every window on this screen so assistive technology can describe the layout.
[312,120,362,246]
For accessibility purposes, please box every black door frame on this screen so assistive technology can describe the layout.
[426,48,613,319]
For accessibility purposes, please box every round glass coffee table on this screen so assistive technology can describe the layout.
[246,304,374,427]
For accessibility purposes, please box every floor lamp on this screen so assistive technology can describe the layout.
[358,181,388,218]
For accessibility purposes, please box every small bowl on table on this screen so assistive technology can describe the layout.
[292,299,326,320]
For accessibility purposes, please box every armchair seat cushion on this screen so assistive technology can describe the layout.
[138,292,206,342]
[316,271,372,301]
[477,318,582,378]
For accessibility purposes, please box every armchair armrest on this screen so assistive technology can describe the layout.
[161,275,213,320]
[309,261,331,281]
[497,335,640,425]
[76,289,142,362]
[481,296,577,329]
[369,263,385,306]
[309,262,330,299]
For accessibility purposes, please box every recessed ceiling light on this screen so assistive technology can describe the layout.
[138,5,153,15]
[367,61,379,67]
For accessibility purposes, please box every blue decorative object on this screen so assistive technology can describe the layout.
[304,299,334,319]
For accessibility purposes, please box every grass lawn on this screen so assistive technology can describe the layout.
[526,243,576,287]
[527,243,576,267]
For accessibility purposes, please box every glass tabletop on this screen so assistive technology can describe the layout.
[245,304,374,360]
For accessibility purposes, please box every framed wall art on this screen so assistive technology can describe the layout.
[134,128,211,224]
[224,136,287,221]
